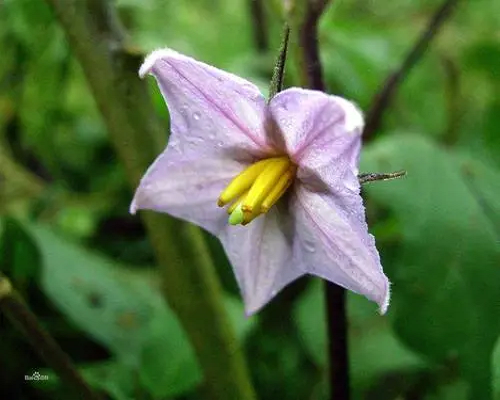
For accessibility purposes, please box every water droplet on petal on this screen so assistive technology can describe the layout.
[169,141,181,154]
[303,239,316,253]
[180,103,189,116]
[193,111,201,121]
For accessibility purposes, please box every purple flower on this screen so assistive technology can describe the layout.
[131,49,390,315]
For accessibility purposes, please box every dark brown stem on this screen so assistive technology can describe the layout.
[0,275,102,400]
[363,0,460,141]
[324,284,349,400]
[297,1,329,90]
[248,0,268,52]
[295,1,349,399]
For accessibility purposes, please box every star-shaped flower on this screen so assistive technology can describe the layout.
[131,49,390,315]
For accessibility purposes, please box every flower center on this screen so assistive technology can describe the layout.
[217,156,297,226]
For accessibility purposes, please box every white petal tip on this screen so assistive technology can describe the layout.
[333,96,364,134]
[378,281,391,315]
[243,293,272,316]
[139,48,181,78]
[244,303,261,317]
[129,198,139,215]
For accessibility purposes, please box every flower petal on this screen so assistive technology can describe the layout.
[140,48,272,160]
[131,148,247,235]
[269,88,364,185]
[220,207,302,315]
[292,183,390,313]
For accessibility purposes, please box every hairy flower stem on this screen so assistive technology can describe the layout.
[44,1,256,400]
[293,1,349,399]
[268,23,290,100]
[359,170,407,185]
[0,275,102,400]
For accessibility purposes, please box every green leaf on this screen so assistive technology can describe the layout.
[80,361,136,400]
[457,155,500,233]
[361,133,500,398]
[139,303,202,398]
[29,224,197,395]
[27,224,254,398]
[294,281,425,397]
[29,225,156,364]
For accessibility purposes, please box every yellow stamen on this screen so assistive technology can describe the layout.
[217,159,272,206]
[260,166,296,213]
[227,190,248,214]
[241,157,290,213]
[242,207,263,226]
[218,156,296,226]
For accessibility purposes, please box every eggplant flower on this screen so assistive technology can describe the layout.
[131,49,390,315]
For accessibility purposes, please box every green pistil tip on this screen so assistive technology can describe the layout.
[228,204,244,225]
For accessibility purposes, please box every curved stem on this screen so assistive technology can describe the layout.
[363,0,460,141]
[43,1,256,399]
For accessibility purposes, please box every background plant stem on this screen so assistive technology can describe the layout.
[363,0,460,141]
[0,275,102,400]
[44,1,256,399]
[248,0,268,52]
[292,1,350,399]
[295,0,328,90]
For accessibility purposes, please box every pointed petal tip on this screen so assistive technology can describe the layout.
[129,187,146,215]
[332,96,364,134]
[378,279,391,315]
[244,309,256,318]
[242,292,270,317]
[139,48,181,78]
[243,303,261,318]
[129,197,139,215]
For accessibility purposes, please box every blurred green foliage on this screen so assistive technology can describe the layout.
[1,0,499,399]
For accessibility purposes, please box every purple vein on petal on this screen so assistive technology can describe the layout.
[292,104,344,162]
[163,59,268,150]
[295,191,389,311]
